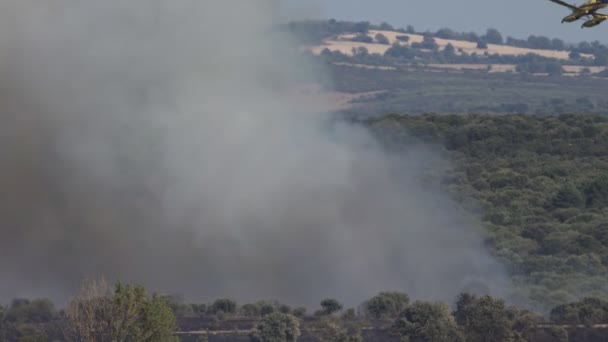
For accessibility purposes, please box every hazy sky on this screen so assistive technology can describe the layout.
[284,0,608,44]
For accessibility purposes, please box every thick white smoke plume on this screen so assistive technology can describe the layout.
[0,1,509,306]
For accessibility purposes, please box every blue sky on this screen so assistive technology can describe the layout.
[284,0,608,45]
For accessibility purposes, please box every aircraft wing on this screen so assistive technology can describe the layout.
[547,0,581,11]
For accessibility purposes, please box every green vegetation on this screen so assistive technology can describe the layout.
[289,19,608,67]
[63,279,178,342]
[324,64,608,116]
[550,297,608,326]
[0,279,177,341]
[362,113,608,311]
[0,298,60,341]
[293,19,608,116]
[362,292,410,320]
[394,301,465,342]
[453,293,538,341]
[250,312,300,342]
[319,299,343,316]
[287,19,607,53]
[5,288,608,341]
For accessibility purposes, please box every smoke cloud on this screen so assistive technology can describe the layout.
[0,0,509,306]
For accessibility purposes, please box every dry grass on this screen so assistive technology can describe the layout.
[286,83,386,111]
[310,40,392,55]
[332,62,396,70]
[562,65,606,73]
[426,64,517,73]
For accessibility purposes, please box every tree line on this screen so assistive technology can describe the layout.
[292,19,608,72]
[3,278,608,341]
[288,19,608,57]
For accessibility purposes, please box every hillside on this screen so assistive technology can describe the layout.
[360,113,608,312]
[323,64,608,116]
[286,20,608,116]
[291,20,608,76]
[308,29,595,63]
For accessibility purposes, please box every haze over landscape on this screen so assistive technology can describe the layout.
[0,0,508,306]
[2,1,608,341]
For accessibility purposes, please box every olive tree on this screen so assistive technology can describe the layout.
[375,33,390,45]
[63,278,178,342]
[363,291,409,320]
[208,299,237,315]
[0,305,5,341]
[310,317,363,342]
[394,301,464,342]
[320,299,343,315]
[453,293,515,342]
[250,312,300,342]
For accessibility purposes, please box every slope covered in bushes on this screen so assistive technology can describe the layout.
[363,113,608,311]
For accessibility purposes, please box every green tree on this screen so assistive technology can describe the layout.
[550,297,608,326]
[583,175,608,208]
[351,34,373,43]
[594,52,608,66]
[292,307,306,318]
[320,299,343,315]
[209,299,237,315]
[453,293,515,342]
[444,43,457,62]
[2,298,60,341]
[394,301,464,342]
[546,62,564,76]
[250,312,300,342]
[351,46,369,58]
[191,304,207,317]
[342,308,357,320]
[63,278,178,342]
[242,304,261,318]
[569,50,582,60]
[375,33,390,45]
[421,34,438,50]
[353,21,370,33]
[310,317,362,342]
[379,22,394,31]
[577,297,608,326]
[247,300,277,317]
[161,295,192,318]
[363,291,410,320]
[385,43,416,59]
[436,28,459,40]
[485,28,504,45]
[4,298,56,324]
[528,35,552,49]
[552,38,566,50]
[0,305,6,341]
[552,183,584,208]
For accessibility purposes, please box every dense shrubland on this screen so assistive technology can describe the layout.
[362,113,608,311]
